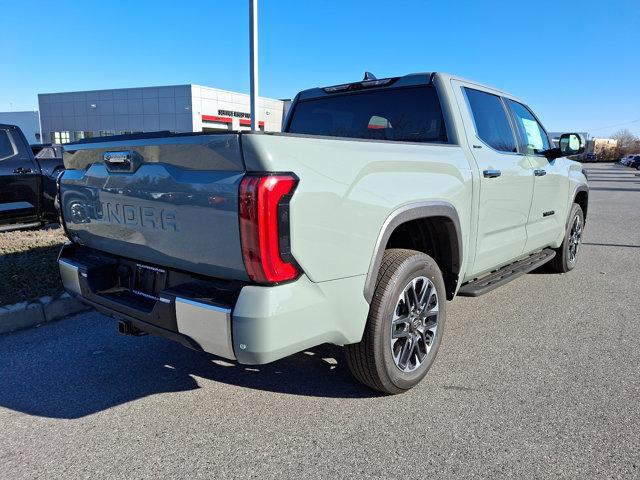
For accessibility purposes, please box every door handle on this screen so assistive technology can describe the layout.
[13,167,34,174]
[483,169,501,178]
[534,169,547,177]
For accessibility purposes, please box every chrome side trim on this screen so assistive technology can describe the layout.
[58,259,82,296]
[174,297,235,360]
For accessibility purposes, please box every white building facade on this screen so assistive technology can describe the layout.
[38,84,286,144]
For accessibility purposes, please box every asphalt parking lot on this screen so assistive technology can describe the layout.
[1,162,638,479]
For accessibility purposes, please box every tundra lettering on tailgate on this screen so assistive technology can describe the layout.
[94,202,179,231]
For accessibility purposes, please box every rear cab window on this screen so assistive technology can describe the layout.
[286,86,448,143]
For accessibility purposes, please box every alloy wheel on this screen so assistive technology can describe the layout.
[390,276,439,373]
[568,215,582,264]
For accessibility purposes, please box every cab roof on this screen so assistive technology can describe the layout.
[296,71,516,102]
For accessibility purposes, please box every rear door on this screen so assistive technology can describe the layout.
[0,126,41,225]
[505,99,569,252]
[453,82,534,277]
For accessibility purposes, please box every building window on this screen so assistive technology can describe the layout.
[51,131,70,144]
[99,130,115,137]
[74,131,93,141]
[74,131,95,141]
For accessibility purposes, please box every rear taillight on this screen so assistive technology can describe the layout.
[239,174,299,284]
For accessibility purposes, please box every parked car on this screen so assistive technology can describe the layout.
[620,154,640,166]
[628,155,640,169]
[0,124,64,231]
[57,72,588,394]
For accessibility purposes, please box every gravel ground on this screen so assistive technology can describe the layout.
[0,225,67,305]
[0,163,638,479]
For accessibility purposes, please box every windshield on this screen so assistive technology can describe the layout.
[287,86,448,143]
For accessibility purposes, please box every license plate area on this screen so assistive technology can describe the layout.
[132,263,167,301]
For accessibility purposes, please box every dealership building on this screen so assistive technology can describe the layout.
[37,84,288,144]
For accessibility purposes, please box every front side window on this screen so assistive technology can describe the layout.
[0,130,16,160]
[464,88,517,153]
[287,86,448,143]
[506,100,550,155]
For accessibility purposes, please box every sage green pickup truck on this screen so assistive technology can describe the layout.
[58,72,588,394]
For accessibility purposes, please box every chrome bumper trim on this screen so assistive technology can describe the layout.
[58,259,82,296]
[175,297,235,360]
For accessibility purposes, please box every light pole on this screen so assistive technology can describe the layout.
[249,0,259,131]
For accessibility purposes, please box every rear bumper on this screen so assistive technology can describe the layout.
[58,244,369,364]
[59,255,235,360]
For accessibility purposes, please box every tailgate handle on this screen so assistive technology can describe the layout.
[103,150,142,172]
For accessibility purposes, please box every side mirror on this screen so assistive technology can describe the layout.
[544,133,585,160]
[559,133,585,156]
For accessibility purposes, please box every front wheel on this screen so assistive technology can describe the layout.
[549,203,584,273]
[345,249,447,394]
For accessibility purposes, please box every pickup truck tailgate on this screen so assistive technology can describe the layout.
[60,133,248,281]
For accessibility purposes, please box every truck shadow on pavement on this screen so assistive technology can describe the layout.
[0,313,379,419]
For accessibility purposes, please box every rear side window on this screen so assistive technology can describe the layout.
[0,130,16,160]
[464,88,517,153]
[287,86,448,143]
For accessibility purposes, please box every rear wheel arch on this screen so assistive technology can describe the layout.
[364,202,462,302]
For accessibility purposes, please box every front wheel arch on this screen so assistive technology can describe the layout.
[573,187,588,224]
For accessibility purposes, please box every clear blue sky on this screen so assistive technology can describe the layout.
[2,0,639,136]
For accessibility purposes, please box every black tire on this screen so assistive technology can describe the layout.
[345,249,447,394]
[549,203,584,273]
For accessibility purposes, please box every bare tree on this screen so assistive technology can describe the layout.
[611,129,640,157]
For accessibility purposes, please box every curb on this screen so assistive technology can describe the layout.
[0,293,91,335]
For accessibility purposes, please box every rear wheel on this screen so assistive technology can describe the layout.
[549,203,584,273]
[345,249,446,394]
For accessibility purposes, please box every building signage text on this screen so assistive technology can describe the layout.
[218,109,251,119]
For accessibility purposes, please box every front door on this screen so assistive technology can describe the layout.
[505,99,569,252]
[0,126,40,225]
[455,84,535,277]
